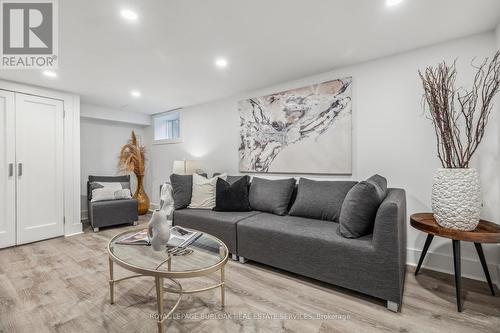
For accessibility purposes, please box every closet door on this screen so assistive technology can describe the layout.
[16,93,64,244]
[0,90,16,248]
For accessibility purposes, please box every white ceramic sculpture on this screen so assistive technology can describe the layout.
[431,168,481,231]
[159,183,175,222]
[148,210,171,251]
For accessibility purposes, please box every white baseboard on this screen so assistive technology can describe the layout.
[81,209,88,221]
[65,222,83,237]
[407,247,500,289]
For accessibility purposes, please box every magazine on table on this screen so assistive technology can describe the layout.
[116,230,150,245]
[167,226,203,248]
[116,227,202,249]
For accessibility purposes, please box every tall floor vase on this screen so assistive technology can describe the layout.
[134,175,150,215]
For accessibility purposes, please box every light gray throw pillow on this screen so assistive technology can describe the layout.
[289,178,357,222]
[339,174,388,238]
[249,177,296,215]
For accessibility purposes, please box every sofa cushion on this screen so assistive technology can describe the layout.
[89,198,138,228]
[339,174,388,238]
[249,177,296,215]
[289,178,357,222]
[173,209,261,254]
[214,176,251,212]
[236,212,404,303]
[237,213,374,273]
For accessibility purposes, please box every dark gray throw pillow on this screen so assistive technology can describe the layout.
[170,173,208,209]
[226,175,245,185]
[289,178,357,222]
[213,174,244,185]
[249,177,296,215]
[213,176,251,212]
[170,174,193,210]
[339,174,388,239]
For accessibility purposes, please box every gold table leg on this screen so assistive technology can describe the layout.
[155,276,165,333]
[221,265,225,308]
[109,256,114,304]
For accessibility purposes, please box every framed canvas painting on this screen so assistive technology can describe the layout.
[238,77,352,174]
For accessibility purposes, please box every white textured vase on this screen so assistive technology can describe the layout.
[431,168,481,231]
[147,210,171,251]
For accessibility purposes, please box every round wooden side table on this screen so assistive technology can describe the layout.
[410,213,500,312]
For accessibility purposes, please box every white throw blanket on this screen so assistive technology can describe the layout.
[159,183,175,221]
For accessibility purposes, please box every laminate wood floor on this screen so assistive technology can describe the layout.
[0,214,499,333]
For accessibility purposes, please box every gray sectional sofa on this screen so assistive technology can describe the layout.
[172,176,406,311]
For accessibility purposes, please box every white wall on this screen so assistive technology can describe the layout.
[80,117,151,217]
[149,32,500,286]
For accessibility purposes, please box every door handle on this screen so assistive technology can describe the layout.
[8,163,13,177]
[18,163,22,177]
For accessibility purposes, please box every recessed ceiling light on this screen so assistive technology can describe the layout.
[42,70,57,78]
[215,57,228,69]
[131,90,141,98]
[121,9,138,21]
[386,0,403,7]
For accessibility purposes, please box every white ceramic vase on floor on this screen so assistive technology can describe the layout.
[431,168,481,231]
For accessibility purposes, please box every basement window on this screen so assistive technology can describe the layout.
[153,110,182,144]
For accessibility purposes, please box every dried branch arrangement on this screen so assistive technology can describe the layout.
[119,130,146,176]
[419,51,500,168]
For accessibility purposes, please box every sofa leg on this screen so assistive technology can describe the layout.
[387,301,399,312]
[93,227,99,233]
[231,254,238,261]
[239,256,248,264]
[133,221,138,226]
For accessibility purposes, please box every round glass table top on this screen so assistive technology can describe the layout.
[108,228,228,276]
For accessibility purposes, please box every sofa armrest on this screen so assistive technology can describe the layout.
[373,188,406,252]
[372,188,407,302]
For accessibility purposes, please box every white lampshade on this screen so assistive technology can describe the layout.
[172,160,201,174]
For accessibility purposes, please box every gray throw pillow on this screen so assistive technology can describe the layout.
[170,173,208,209]
[339,174,388,239]
[249,177,296,215]
[289,178,357,222]
[170,174,193,210]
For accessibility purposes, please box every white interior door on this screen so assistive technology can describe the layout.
[0,90,16,248]
[16,93,64,244]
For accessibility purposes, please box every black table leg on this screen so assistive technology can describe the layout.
[474,243,495,296]
[452,240,462,312]
[415,234,434,275]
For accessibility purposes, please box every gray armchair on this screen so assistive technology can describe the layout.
[87,175,139,232]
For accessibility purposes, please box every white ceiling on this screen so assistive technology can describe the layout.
[1,0,499,114]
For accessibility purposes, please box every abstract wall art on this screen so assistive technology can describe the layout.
[238,77,352,174]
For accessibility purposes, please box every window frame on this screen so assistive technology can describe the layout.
[152,109,183,145]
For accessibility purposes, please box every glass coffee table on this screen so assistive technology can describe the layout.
[108,228,229,332]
